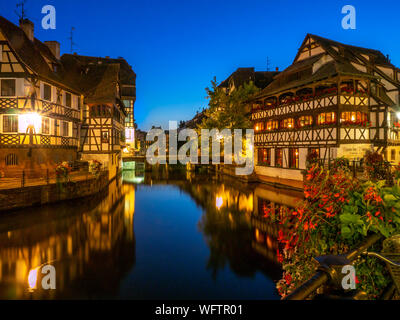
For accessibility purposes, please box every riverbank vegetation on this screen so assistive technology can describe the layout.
[268,151,400,299]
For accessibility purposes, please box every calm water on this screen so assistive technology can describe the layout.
[0,168,302,300]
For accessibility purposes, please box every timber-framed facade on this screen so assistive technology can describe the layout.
[0,17,82,174]
[0,16,136,178]
[249,34,400,187]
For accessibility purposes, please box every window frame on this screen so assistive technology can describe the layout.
[1,79,16,97]
[2,114,18,133]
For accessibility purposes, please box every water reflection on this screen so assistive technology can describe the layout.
[0,179,136,299]
[0,168,302,299]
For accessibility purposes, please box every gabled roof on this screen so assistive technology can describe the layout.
[60,54,122,105]
[0,16,79,93]
[218,67,279,90]
[61,54,136,85]
[253,34,398,100]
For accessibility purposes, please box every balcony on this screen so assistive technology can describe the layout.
[0,133,78,148]
[0,97,80,121]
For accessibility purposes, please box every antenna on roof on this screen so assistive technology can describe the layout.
[15,0,27,21]
[266,57,271,71]
[67,27,76,53]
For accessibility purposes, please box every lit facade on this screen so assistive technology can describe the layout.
[250,34,400,187]
[0,18,81,173]
[0,17,136,178]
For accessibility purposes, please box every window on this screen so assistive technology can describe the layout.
[65,93,72,108]
[102,131,109,143]
[281,118,295,129]
[5,153,18,166]
[254,122,264,132]
[298,115,313,127]
[54,119,59,135]
[308,148,320,158]
[43,84,52,101]
[42,117,50,135]
[340,111,367,125]
[289,148,299,169]
[3,115,18,133]
[258,148,271,166]
[1,79,16,96]
[317,112,336,125]
[391,149,396,161]
[266,120,279,131]
[275,148,283,167]
[61,121,69,137]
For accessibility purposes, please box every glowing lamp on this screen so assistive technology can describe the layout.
[216,196,223,209]
[397,112,400,120]
[28,268,38,290]
[19,113,42,133]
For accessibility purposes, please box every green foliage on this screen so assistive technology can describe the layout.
[199,77,259,130]
[275,162,400,299]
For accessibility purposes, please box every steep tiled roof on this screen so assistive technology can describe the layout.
[0,16,79,92]
[252,34,396,100]
[61,54,136,85]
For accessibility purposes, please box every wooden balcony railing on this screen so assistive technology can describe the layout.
[0,133,78,148]
[0,97,80,121]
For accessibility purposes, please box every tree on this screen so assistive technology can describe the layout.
[199,77,260,130]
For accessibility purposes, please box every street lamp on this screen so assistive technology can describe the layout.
[19,113,42,134]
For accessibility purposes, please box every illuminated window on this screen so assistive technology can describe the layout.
[281,118,295,129]
[275,148,283,167]
[258,148,271,166]
[3,115,18,133]
[254,122,264,132]
[102,131,109,143]
[317,112,336,125]
[340,111,367,124]
[298,115,313,127]
[42,117,50,135]
[308,148,320,158]
[43,84,52,101]
[266,120,279,131]
[289,148,299,169]
[1,79,16,96]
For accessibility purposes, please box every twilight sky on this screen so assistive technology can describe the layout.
[1,0,400,130]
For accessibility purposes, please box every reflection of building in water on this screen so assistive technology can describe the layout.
[251,185,303,263]
[0,179,136,299]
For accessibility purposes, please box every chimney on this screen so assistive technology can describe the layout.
[276,67,279,72]
[19,19,34,41]
[44,41,60,60]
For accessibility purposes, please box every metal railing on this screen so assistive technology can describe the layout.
[283,234,382,300]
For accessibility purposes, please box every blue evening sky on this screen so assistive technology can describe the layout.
[1,0,400,130]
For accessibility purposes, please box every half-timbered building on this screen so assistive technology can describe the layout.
[0,17,81,174]
[0,16,136,179]
[250,34,400,188]
[61,54,131,179]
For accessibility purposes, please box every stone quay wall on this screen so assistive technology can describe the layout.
[0,171,109,212]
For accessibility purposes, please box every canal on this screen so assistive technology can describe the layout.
[0,168,303,300]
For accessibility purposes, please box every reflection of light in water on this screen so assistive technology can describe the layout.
[216,196,223,210]
[28,268,38,290]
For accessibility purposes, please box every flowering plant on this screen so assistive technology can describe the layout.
[55,162,71,180]
[275,156,400,299]
[89,160,102,177]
